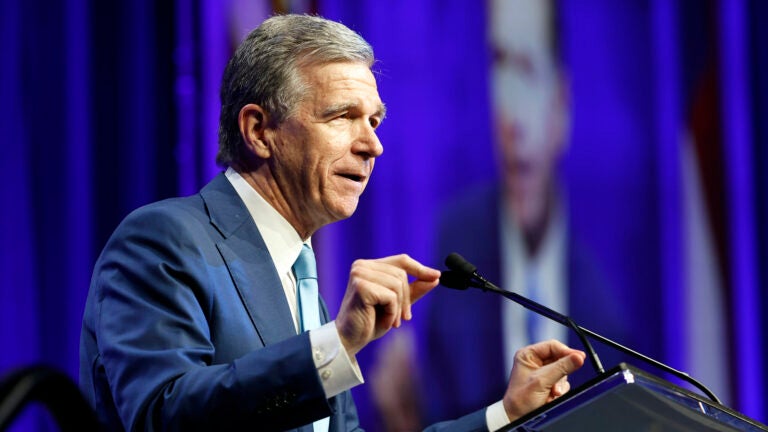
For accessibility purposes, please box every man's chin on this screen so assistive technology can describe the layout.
[326,199,361,223]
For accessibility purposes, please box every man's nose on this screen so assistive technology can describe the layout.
[353,124,384,159]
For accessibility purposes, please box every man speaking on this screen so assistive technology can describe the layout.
[79,14,585,431]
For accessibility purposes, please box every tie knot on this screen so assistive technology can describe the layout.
[293,245,317,280]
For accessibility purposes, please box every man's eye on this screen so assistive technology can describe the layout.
[332,112,351,121]
[369,118,381,129]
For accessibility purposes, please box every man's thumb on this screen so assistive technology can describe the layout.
[547,351,585,382]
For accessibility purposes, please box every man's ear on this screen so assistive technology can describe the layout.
[238,104,272,159]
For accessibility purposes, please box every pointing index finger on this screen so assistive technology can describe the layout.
[376,254,441,319]
[377,254,441,281]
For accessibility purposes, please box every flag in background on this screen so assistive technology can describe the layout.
[656,0,733,406]
[680,18,732,402]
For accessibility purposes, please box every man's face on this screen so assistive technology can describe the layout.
[266,61,385,234]
[490,0,567,229]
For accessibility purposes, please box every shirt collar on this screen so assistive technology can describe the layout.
[224,167,310,275]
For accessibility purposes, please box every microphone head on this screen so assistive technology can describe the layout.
[445,252,477,276]
[439,271,471,290]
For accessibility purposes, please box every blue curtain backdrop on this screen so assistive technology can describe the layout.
[1,0,766,430]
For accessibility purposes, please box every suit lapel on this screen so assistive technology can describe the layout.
[201,174,297,346]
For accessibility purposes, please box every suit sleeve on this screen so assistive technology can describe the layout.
[423,409,489,432]
[89,204,331,431]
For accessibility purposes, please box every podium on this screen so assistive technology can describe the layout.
[501,363,768,432]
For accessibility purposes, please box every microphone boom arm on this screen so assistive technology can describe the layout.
[466,276,605,375]
[443,253,722,405]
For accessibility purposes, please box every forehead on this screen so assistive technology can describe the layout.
[297,62,382,109]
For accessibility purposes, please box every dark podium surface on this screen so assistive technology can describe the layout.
[501,363,768,432]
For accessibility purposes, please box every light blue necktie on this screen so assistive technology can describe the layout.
[293,245,329,432]
[294,245,321,332]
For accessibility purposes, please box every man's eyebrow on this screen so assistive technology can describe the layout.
[376,103,387,120]
[320,102,387,119]
[320,103,354,118]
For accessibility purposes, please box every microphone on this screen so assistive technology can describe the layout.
[444,253,478,276]
[440,252,722,405]
[437,270,472,290]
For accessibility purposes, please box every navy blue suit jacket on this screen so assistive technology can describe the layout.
[420,184,628,425]
[80,173,488,431]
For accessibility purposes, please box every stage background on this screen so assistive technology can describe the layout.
[1,0,766,430]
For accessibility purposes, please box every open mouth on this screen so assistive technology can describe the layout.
[339,173,364,182]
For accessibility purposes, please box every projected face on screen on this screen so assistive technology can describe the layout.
[490,0,569,233]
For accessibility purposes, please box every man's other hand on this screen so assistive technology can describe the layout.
[336,254,440,356]
[503,340,586,422]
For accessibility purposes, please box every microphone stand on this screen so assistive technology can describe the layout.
[469,278,606,376]
[442,254,722,405]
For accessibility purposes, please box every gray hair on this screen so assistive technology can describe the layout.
[216,14,375,166]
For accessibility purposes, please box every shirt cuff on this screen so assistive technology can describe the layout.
[308,321,365,398]
[486,399,511,431]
